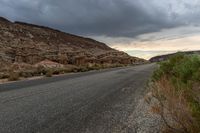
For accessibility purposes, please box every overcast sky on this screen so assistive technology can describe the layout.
[1,0,200,59]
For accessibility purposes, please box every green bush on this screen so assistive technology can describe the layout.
[153,53,200,86]
[152,53,200,131]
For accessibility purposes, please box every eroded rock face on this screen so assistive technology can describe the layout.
[0,17,146,68]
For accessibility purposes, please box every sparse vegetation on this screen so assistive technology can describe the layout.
[150,53,200,133]
[8,71,20,81]
[0,63,129,82]
[36,65,47,75]
[45,69,53,77]
[0,73,9,79]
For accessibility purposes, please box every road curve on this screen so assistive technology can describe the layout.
[0,64,155,133]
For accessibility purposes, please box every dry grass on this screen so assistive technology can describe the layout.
[150,53,200,133]
[8,71,20,81]
[151,77,200,133]
[0,62,127,82]
[45,69,53,77]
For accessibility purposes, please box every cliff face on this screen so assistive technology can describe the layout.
[0,17,146,68]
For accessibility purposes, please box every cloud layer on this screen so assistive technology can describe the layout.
[1,0,198,37]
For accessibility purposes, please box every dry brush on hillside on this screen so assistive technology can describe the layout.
[149,53,200,133]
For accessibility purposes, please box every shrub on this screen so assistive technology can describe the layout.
[36,65,47,75]
[0,73,9,79]
[19,71,34,78]
[151,53,200,133]
[8,71,20,81]
[45,69,53,77]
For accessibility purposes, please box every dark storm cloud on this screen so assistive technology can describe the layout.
[0,0,196,37]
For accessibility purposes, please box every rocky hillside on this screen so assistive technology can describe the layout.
[0,17,145,80]
[0,17,145,66]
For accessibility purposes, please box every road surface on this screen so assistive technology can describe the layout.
[0,64,155,133]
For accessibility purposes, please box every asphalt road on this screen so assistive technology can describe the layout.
[0,64,155,133]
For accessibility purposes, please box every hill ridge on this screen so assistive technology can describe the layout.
[149,51,200,62]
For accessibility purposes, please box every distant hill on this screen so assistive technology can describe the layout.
[149,51,200,62]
